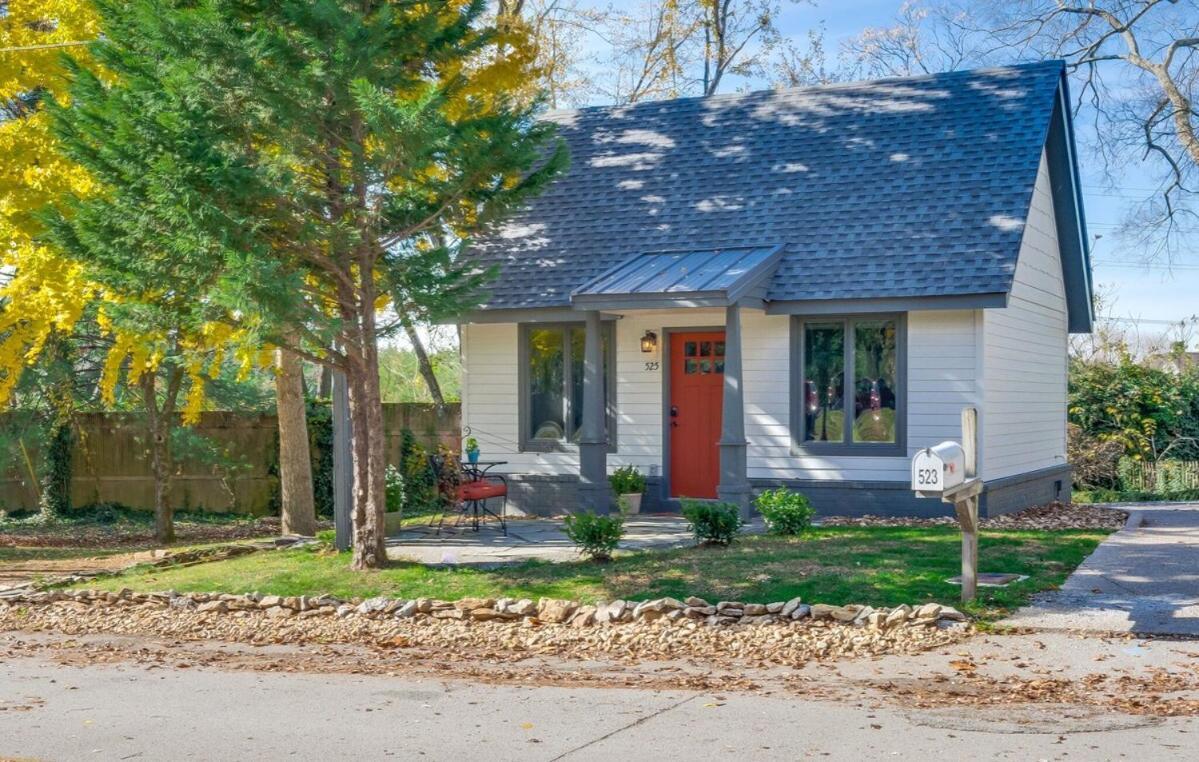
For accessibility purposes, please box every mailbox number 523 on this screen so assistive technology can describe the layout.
[916,468,940,487]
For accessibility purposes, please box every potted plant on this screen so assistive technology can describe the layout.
[464,437,480,466]
[609,465,647,514]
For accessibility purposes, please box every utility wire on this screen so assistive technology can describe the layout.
[0,40,94,54]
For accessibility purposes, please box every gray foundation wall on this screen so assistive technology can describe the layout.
[503,465,1071,519]
[979,465,1071,517]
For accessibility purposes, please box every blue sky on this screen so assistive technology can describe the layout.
[775,1,1199,337]
[568,0,1196,337]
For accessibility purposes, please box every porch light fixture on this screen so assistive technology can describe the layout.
[640,330,658,353]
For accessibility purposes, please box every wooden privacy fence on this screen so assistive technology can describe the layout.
[1119,459,1199,494]
[0,403,460,516]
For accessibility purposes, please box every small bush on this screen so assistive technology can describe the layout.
[755,488,815,535]
[609,465,646,495]
[384,465,404,514]
[563,511,624,561]
[680,498,743,546]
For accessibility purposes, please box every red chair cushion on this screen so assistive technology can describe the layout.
[458,481,507,501]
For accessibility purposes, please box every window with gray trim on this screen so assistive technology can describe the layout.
[791,315,906,455]
[519,323,616,451]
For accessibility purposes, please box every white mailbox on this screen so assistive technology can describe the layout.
[912,441,966,496]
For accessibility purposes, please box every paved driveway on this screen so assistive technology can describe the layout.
[1002,504,1199,636]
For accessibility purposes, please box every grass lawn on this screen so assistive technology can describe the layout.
[67,526,1109,622]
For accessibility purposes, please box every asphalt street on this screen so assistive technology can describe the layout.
[2,653,1195,761]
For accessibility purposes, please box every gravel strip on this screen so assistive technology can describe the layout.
[820,501,1127,531]
[0,591,970,669]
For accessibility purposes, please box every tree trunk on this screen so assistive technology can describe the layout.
[275,346,317,536]
[142,372,176,545]
[346,320,388,570]
[38,420,73,519]
[346,365,387,569]
[403,319,445,406]
[38,336,74,519]
[318,364,333,399]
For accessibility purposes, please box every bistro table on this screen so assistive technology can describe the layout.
[456,460,508,534]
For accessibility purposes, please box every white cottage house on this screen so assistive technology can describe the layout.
[453,61,1093,519]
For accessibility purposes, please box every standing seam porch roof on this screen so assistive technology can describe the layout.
[571,245,783,309]
[463,61,1091,325]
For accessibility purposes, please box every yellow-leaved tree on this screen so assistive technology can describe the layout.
[0,2,278,541]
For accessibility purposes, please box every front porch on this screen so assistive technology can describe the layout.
[463,247,780,521]
[386,515,767,566]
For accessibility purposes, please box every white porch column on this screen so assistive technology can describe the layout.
[717,303,752,520]
[577,310,611,514]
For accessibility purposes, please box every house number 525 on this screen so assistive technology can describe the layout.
[644,361,660,371]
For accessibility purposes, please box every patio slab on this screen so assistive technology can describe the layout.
[385,515,765,566]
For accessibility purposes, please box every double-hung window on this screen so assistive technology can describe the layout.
[519,323,616,451]
[791,315,905,455]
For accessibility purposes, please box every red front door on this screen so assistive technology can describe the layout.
[669,332,725,498]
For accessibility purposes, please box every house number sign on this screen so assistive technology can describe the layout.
[644,361,660,371]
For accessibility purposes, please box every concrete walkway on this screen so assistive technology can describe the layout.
[386,515,765,566]
[1003,504,1199,636]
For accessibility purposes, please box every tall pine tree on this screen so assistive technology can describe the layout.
[44,0,565,568]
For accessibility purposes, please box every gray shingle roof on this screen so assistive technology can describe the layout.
[465,61,1069,311]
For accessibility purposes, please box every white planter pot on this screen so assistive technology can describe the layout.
[621,493,643,514]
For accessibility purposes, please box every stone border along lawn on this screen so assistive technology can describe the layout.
[0,589,970,667]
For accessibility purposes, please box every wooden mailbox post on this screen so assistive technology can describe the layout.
[912,407,982,602]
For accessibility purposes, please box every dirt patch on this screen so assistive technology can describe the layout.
[871,665,1199,718]
[0,553,151,591]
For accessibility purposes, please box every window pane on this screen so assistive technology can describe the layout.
[700,341,712,357]
[684,341,697,357]
[528,328,565,440]
[803,323,844,443]
[853,320,898,443]
[568,328,610,442]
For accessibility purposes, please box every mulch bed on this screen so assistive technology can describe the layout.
[819,501,1128,531]
[0,517,331,549]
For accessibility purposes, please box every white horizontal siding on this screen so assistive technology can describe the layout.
[982,148,1069,480]
[462,306,983,485]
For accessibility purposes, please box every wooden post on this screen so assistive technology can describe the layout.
[956,407,979,602]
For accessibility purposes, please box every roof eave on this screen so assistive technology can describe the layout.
[1048,69,1095,334]
[765,292,1010,315]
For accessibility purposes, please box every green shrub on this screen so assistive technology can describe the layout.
[609,465,646,494]
[384,465,404,514]
[306,399,335,518]
[399,430,437,514]
[680,498,743,546]
[754,487,814,535]
[562,511,624,561]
